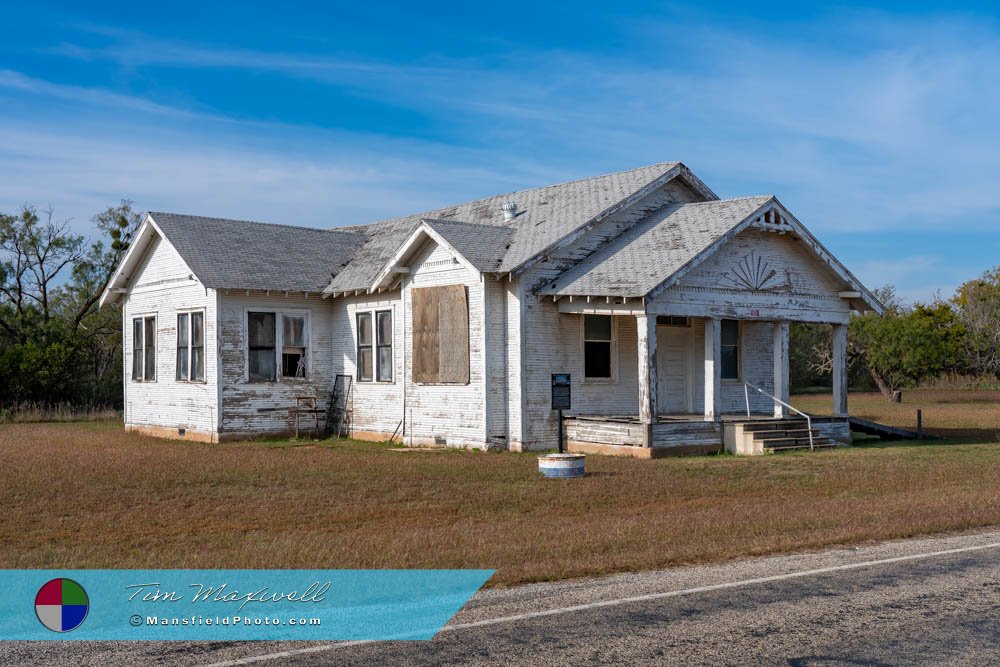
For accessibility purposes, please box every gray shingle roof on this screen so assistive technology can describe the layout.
[149,212,366,293]
[423,219,514,272]
[325,162,687,293]
[537,196,774,298]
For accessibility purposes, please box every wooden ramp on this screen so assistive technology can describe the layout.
[848,416,937,440]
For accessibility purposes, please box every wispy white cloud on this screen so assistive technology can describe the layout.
[3,8,999,299]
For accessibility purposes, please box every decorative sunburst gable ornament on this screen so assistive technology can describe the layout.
[716,251,789,291]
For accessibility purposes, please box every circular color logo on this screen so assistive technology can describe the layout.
[35,578,89,633]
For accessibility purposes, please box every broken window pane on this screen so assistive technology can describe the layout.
[282,352,305,378]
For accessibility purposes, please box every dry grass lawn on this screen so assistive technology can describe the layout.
[794,389,1000,442]
[2,391,998,586]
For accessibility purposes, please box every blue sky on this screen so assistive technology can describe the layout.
[2,1,999,302]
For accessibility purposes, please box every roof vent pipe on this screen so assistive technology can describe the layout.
[501,201,518,221]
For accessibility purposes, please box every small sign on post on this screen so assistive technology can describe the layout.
[552,374,571,453]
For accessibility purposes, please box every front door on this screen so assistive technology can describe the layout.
[657,324,691,414]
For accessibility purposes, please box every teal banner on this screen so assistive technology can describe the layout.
[0,569,493,640]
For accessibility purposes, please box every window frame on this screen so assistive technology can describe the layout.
[720,319,742,381]
[355,308,395,384]
[375,309,393,383]
[356,311,373,383]
[581,314,616,383]
[131,314,157,383]
[244,308,310,383]
[175,309,206,383]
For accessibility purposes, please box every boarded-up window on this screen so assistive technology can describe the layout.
[412,285,469,384]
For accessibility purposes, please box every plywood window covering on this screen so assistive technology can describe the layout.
[248,312,276,382]
[176,311,205,382]
[412,285,469,384]
[583,314,613,379]
[721,319,741,380]
[131,316,156,382]
[356,312,373,382]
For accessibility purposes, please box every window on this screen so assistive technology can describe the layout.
[282,315,306,378]
[583,314,613,379]
[131,316,156,381]
[176,312,205,382]
[721,319,741,380]
[376,310,393,381]
[248,312,276,382]
[356,312,373,382]
[411,285,469,384]
[247,311,308,381]
[656,316,690,327]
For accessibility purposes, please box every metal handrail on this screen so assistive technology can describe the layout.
[743,382,814,450]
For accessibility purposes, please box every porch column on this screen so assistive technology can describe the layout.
[773,321,790,418]
[636,314,657,447]
[832,323,849,417]
[704,317,721,421]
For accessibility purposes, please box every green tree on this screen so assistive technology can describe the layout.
[952,266,1000,378]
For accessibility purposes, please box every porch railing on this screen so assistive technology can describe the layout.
[743,382,815,450]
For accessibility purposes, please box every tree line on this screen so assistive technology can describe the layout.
[0,202,141,409]
[791,275,1000,399]
[1,200,998,411]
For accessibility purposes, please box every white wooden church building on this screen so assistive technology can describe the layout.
[100,162,882,457]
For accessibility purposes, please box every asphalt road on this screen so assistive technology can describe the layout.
[3,530,998,666]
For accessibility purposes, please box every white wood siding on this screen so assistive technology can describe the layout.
[217,293,334,436]
[331,292,404,437]
[402,240,486,447]
[122,234,219,437]
[655,228,853,324]
[512,183,701,448]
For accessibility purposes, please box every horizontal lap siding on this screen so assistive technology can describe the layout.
[218,293,334,436]
[516,183,702,449]
[651,422,722,447]
[123,235,218,436]
[404,242,485,447]
[332,293,404,438]
[485,275,508,447]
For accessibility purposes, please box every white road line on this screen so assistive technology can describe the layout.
[201,540,1000,667]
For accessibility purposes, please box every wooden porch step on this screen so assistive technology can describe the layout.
[740,420,808,433]
[752,428,816,439]
[764,437,837,451]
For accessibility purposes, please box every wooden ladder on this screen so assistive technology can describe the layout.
[326,374,353,438]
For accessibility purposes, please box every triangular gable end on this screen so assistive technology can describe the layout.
[648,199,884,314]
[98,214,201,307]
[362,220,483,295]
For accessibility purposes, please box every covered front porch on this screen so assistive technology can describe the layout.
[560,310,852,457]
